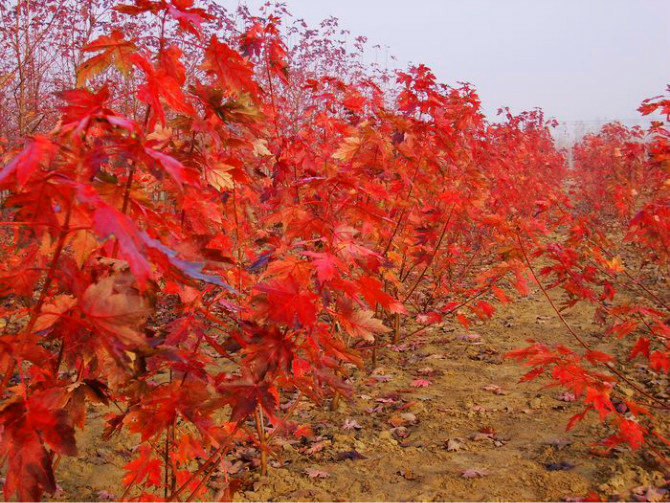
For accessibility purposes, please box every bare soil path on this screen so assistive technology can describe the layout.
[54,287,665,501]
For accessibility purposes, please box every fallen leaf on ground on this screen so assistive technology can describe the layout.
[388,415,405,427]
[375,397,398,404]
[371,374,392,382]
[631,486,668,502]
[396,469,419,480]
[549,439,572,450]
[446,438,464,451]
[545,461,575,471]
[365,406,385,414]
[304,441,326,455]
[391,426,409,438]
[219,459,244,475]
[469,432,493,442]
[342,419,362,430]
[556,392,577,402]
[336,450,367,461]
[482,384,506,395]
[411,379,432,388]
[304,468,330,479]
[293,425,314,438]
[563,491,603,503]
[461,469,489,478]
[456,333,482,342]
[399,412,417,424]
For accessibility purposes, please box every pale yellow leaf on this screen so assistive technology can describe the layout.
[340,309,390,341]
[206,163,235,191]
[253,139,273,157]
[332,137,361,162]
[147,124,173,142]
[80,274,152,346]
[34,294,77,332]
[70,230,99,268]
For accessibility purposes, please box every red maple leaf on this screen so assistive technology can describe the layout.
[201,36,260,96]
[0,388,77,501]
[254,275,318,326]
[356,276,406,314]
[123,445,162,488]
[304,251,342,283]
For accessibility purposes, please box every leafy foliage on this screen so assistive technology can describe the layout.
[0,0,667,500]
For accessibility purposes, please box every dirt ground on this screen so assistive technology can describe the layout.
[52,285,670,502]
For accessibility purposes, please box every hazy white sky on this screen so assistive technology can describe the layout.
[240,0,670,125]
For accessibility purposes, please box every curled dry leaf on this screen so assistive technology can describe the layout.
[545,461,575,471]
[336,450,367,461]
[482,384,506,395]
[399,412,417,424]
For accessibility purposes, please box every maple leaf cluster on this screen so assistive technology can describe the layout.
[508,87,670,460]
